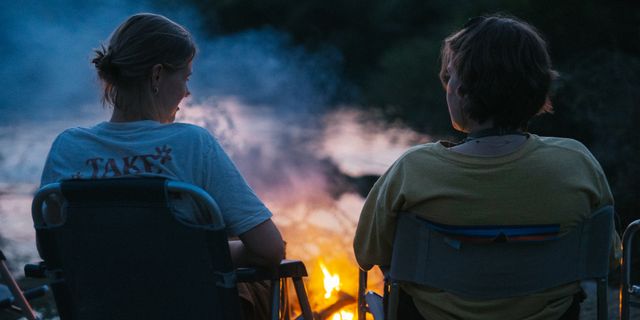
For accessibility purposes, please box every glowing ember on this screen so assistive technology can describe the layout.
[320,261,341,299]
[332,310,355,320]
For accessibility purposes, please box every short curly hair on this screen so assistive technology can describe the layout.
[439,15,557,130]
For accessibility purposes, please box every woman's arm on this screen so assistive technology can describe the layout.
[229,219,285,269]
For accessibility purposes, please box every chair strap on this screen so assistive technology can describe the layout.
[423,220,560,243]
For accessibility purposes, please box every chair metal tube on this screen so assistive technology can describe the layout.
[387,282,399,320]
[292,277,313,320]
[166,181,225,230]
[31,183,61,227]
[358,269,367,320]
[621,219,640,320]
[271,278,280,320]
[596,276,608,320]
[0,257,39,320]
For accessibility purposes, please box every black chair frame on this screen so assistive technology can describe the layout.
[621,219,640,320]
[30,178,313,320]
[0,249,47,320]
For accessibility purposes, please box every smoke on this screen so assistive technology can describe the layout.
[0,3,428,300]
[0,1,345,120]
[179,18,351,206]
[191,28,346,115]
[319,109,428,177]
[0,0,349,183]
[0,0,159,122]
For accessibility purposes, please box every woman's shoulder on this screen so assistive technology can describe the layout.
[50,126,90,144]
[394,142,443,165]
[534,135,595,158]
[532,135,602,166]
[406,141,442,154]
[166,123,224,151]
[166,122,213,137]
[535,135,589,152]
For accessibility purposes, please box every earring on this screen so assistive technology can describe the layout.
[153,87,159,95]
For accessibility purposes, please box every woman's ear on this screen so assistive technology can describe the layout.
[151,64,163,86]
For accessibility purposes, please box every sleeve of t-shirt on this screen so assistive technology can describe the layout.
[201,134,272,236]
[40,132,68,186]
[353,156,406,271]
[578,144,614,210]
[579,144,621,269]
[591,163,622,269]
[592,157,622,269]
[38,132,69,226]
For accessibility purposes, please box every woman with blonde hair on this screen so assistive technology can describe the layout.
[40,13,283,319]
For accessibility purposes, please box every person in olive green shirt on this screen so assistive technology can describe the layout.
[353,14,621,320]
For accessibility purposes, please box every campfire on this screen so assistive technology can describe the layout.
[315,261,355,319]
[175,99,425,319]
[281,259,361,320]
[293,258,382,319]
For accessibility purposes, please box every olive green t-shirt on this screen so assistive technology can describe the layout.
[353,134,620,320]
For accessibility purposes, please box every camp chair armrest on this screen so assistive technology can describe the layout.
[236,259,308,282]
[27,259,308,282]
[235,267,271,282]
[24,262,47,279]
[276,259,308,278]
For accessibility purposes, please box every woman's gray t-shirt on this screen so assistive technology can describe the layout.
[40,120,272,236]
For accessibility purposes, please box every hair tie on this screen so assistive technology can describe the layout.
[98,48,120,83]
[102,51,113,67]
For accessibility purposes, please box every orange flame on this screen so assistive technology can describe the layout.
[320,261,341,299]
[319,261,357,320]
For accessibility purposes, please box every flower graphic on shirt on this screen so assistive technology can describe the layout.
[154,145,173,164]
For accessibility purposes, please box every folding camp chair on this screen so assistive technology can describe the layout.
[29,178,313,320]
[358,206,614,320]
[0,249,47,320]
[621,218,640,320]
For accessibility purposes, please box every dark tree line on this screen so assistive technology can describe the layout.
[166,0,640,226]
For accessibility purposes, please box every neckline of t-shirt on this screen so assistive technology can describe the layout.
[433,134,540,165]
[95,120,165,131]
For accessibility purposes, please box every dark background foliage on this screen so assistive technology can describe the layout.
[163,0,639,226]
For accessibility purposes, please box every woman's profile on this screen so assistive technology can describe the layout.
[40,13,283,319]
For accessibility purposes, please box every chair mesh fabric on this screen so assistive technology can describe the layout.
[389,206,613,299]
[36,178,242,320]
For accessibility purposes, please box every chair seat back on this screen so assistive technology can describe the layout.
[390,206,613,299]
[34,178,241,320]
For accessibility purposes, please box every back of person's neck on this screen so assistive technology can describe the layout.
[110,108,166,123]
[450,121,528,156]
[461,120,494,135]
